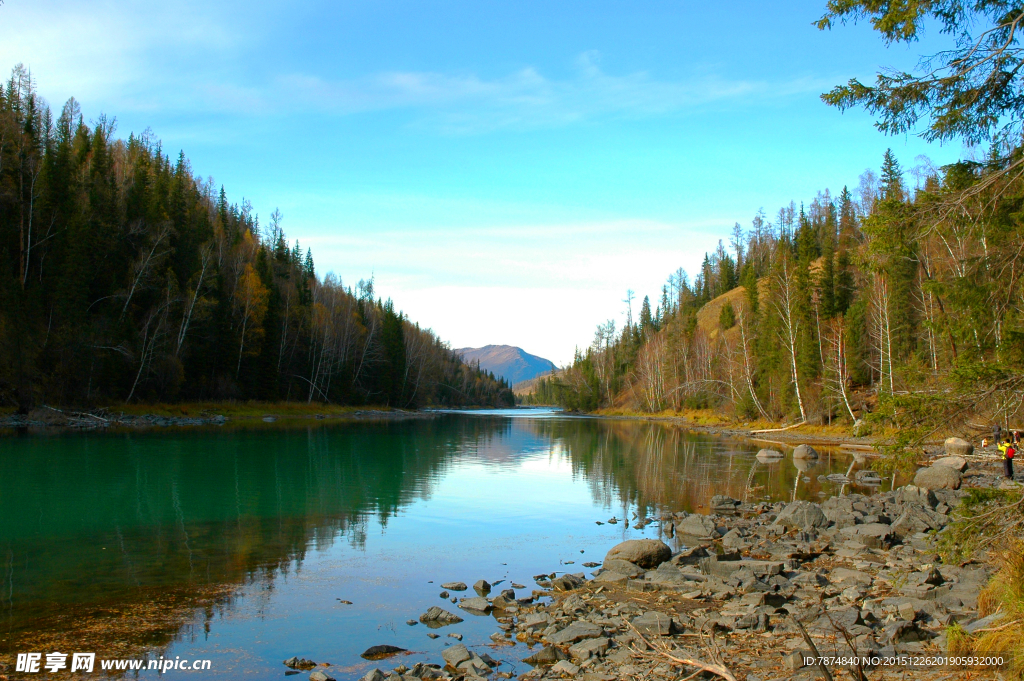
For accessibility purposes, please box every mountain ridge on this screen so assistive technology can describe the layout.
[456,345,557,386]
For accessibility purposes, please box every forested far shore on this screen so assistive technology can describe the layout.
[0,65,514,411]
[546,147,1024,439]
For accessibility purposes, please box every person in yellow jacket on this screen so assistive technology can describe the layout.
[998,439,1016,480]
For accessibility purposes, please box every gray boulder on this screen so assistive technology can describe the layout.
[546,621,604,645]
[418,606,464,626]
[523,646,567,666]
[756,448,784,461]
[601,558,645,577]
[773,500,828,530]
[913,465,962,490]
[310,672,337,681]
[943,437,974,457]
[710,495,741,512]
[440,582,467,591]
[932,455,968,472]
[792,444,819,460]
[550,573,586,591]
[473,579,491,594]
[669,545,710,566]
[459,596,492,613]
[631,611,675,636]
[442,644,472,668]
[889,507,945,538]
[830,567,872,585]
[896,484,938,509]
[593,570,628,584]
[360,645,407,660]
[603,539,672,568]
[676,513,720,539]
[550,661,580,677]
[885,620,933,643]
[568,637,610,661]
[964,613,1004,634]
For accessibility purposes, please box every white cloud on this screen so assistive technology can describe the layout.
[0,0,245,109]
[0,0,829,135]
[274,53,828,133]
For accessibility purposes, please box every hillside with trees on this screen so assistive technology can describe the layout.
[551,2,1024,443]
[554,148,1023,432]
[0,66,514,411]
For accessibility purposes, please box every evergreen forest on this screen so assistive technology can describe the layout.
[546,148,1024,434]
[0,66,514,411]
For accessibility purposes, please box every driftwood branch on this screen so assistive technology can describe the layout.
[625,622,737,681]
[826,613,870,681]
[791,614,834,681]
[750,420,806,434]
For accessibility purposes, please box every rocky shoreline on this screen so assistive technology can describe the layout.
[317,443,1018,681]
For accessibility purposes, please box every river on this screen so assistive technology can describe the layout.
[0,409,875,679]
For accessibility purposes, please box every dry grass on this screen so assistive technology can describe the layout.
[975,540,1024,678]
[944,539,1024,679]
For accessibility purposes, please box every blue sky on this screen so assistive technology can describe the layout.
[0,0,963,365]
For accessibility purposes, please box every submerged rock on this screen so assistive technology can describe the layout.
[360,645,407,660]
[283,657,317,670]
[459,596,492,613]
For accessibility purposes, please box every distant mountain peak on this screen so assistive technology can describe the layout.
[456,345,556,386]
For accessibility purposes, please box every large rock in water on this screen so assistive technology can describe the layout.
[603,539,671,568]
[360,645,407,660]
[458,596,492,613]
[773,500,828,530]
[913,465,962,490]
[442,643,472,667]
[710,495,741,512]
[944,437,974,457]
[419,606,464,626]
[792,444,819,459]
